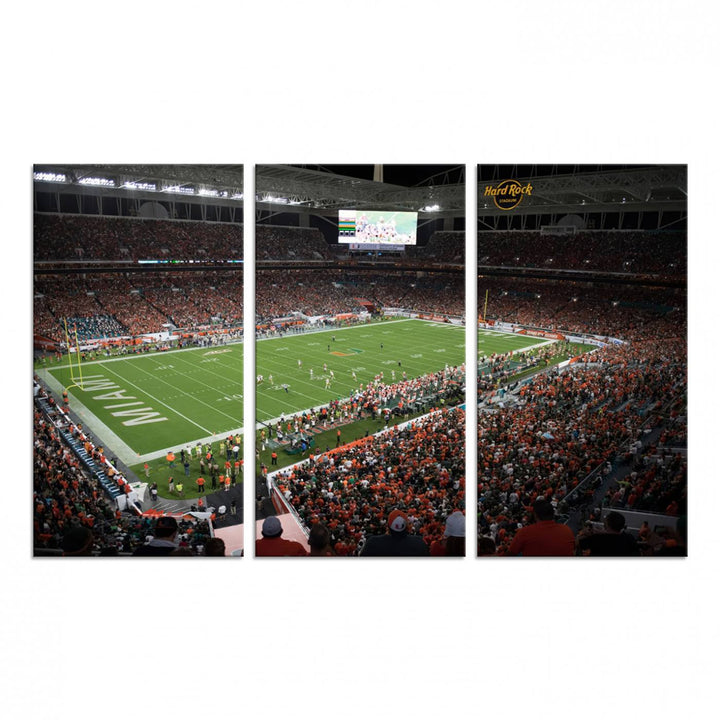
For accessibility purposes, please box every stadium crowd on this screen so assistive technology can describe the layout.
[273,407,465,556]
[256,225,332,260]
[34,214,244,262]
[478,278,684,338]
[33,384,224,556]
[477,230,685,275]
[255,269,358,320]
[263,364,465,443]
[407,230,465,263]
[477,309,687,556]
[33,210,686,558]
[255,269,465,322]
[35,272,244,342]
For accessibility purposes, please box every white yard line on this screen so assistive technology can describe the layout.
[95,361,215,434]
[103,359,244,429]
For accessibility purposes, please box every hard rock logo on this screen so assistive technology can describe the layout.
[483,179,533,210]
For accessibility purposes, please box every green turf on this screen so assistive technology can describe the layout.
[45,343,244,456]
[40,320,557,464]
[477,327,552,357]
[129,439,244,501]
[255,319,468,422]
[497,341,597,384]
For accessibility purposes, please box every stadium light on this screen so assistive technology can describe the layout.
[34,171,68,183]
[123,181,156,191]
[78,177,115,187]
[163,185,195,195]
[231,193,243,200]
[422,204,440,212]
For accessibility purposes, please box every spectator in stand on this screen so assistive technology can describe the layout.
[204,538,227,556]
[34,214,244,263]
[255,516,308,557]
[34,270,244,343]
[33,381,217,556]
[477,535,497,556]
[478,307,686,555]
[133,516,180,556]
[507,500,575,557]
[62,526,95,556]
[654,515,687,556]
[360,510,429,557]
[308,523,335,557]
[577,511,640,556]
[277,407,465,556]
[255,225,332,261]
[429,511,466,556]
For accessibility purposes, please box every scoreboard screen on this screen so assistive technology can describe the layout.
[338,209,417,245]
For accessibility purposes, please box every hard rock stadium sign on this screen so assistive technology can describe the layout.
[483,179,533,210]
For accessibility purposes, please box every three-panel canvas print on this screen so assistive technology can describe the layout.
[32,163,687,557]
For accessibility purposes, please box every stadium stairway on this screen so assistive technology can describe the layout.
[565,424,666,533]
[36,396,123,501]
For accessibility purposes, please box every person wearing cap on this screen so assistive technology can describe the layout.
[430,511,466,556]
[133,516,180,556]
[507,499,575,557]
[255,516,308,557]
[360,509,429,557]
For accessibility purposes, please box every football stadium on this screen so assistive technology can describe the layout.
[253,164,469,556]
[475,165,687,557]
[33,165,245,556]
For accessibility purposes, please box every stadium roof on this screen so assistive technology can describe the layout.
[477,164,687,217]
[33,164,244,207]
[256,164,465,216]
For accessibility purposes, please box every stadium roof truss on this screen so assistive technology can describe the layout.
[255,165,465,217]
[33,164,245,213]
[478,166,687,226]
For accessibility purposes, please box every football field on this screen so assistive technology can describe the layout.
[255,319,468,423]
[41,343,244,461]
[36,320,550,463]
